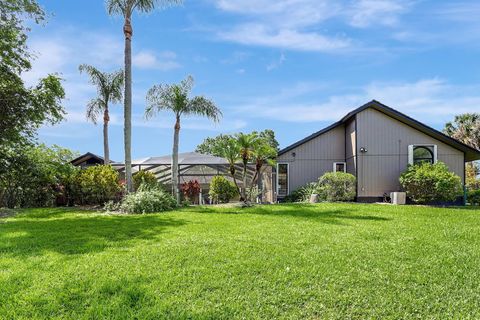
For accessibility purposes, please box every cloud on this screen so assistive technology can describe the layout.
[212,0,410,52]
[231,79,480,124]
[348,0,409,28]
[266,53,286,71]
[132,50,181,70]
[236,68,245,74]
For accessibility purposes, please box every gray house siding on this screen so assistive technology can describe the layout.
[277,125,345,193]
[356,108,465,198]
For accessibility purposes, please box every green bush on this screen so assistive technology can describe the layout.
[283,183,320,203]
[317,172,356,202]
[120,185,177,214]
[75,165,121,205]
[0,144,79,208]
[467,189,480,205]
[133,170,159,191]
[209,176,238,203]
[399,162,463,204]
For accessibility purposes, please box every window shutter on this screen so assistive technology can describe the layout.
[433,145,438,163]
[408,145,414,165]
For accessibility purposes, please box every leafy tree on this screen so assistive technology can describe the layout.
[196,130,279,156]
[145,75,222,203]
[106,0,182,193]
[0,0,65,177]
[79,64,124,165]
[444,113,480,189]
[0,144,78,208]
[75,165,121,205]
[0,0,45,73]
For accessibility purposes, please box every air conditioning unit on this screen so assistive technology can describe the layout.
[390,192,406,205]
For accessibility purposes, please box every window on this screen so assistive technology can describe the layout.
[333,162,346,173]
[408,145,437,165]
[277,163,289,197]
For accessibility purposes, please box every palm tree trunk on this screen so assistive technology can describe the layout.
[172,116,180,204]
[103,106,110,165]
[242,160,248,202]
[229,166,243,200]
[123,16,133,192]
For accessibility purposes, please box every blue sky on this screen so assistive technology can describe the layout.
[26,0,480,161]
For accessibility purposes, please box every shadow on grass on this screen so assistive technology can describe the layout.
[0,211,187,257]
[184,203,391,224]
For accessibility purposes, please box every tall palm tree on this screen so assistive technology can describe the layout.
[145,75,222,203]
[106,0,182,192]
[79,64,124,165]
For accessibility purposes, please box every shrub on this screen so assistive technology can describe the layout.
[209,176,238,203]
[133,170,158,191]
[467,189,480,206]
[399,162,463,204]
[317,172,356,202]
[120,185,177,214]
[181,180,201,204]
[0,144,79,208]
[75,165,121,205]
[283,183,320,203]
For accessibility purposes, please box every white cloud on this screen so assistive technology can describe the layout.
[133,50,181,70]
[212,0,410,52]
[266,53,286,71]
[218,23,350,52]
[231,79,480,124]
[348,0,409,28]
[236,68,245,74]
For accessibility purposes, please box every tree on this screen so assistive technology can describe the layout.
[79,64,124,164]
[444,113,480,188]
[212,132,277,203]
[106,0,182,193]
[196,129,279,156]
[1,0,65,153]
[1,0,45,73]
[444,113,480,150]
[145,75,222,203]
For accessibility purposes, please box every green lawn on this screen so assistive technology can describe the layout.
[1,204,480,319]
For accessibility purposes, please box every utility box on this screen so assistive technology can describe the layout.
[391,192,406,205]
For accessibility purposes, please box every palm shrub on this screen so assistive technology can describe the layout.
[317,172,356,202]
[133,170,158,191]
[399,162,463,204]
[120,184,177,214]
[74,165,121,205]
[209,176,238,203]
[283,183,320,203]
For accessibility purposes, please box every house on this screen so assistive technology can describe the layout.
[71,152,112,168]
[276,100,480,202]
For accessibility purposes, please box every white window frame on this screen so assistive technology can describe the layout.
[276,163,289,197]
[333,162,347,173]
[408,144,438,165]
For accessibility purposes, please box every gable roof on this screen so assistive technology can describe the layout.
[70,152,115,166]
[279,100,480,162]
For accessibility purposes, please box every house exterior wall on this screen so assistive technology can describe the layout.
[356,108,465,198]
[345,118,357,177]
[277,125,345,194]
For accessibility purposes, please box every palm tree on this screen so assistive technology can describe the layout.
[236,132,259,200]
[145,75,222,203]
[79,64,124,165]
[106,0,182,192]
[214,137,242,198]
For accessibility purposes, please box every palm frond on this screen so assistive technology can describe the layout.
[106,0,127,15]
[86,99,104,124]
[134,0,183,13]
[145,83,178,119]
[79,64,108,94]
[186,96,222,122]
[109,69,125,104]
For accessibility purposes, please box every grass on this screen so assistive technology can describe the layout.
[1,203,480,319]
